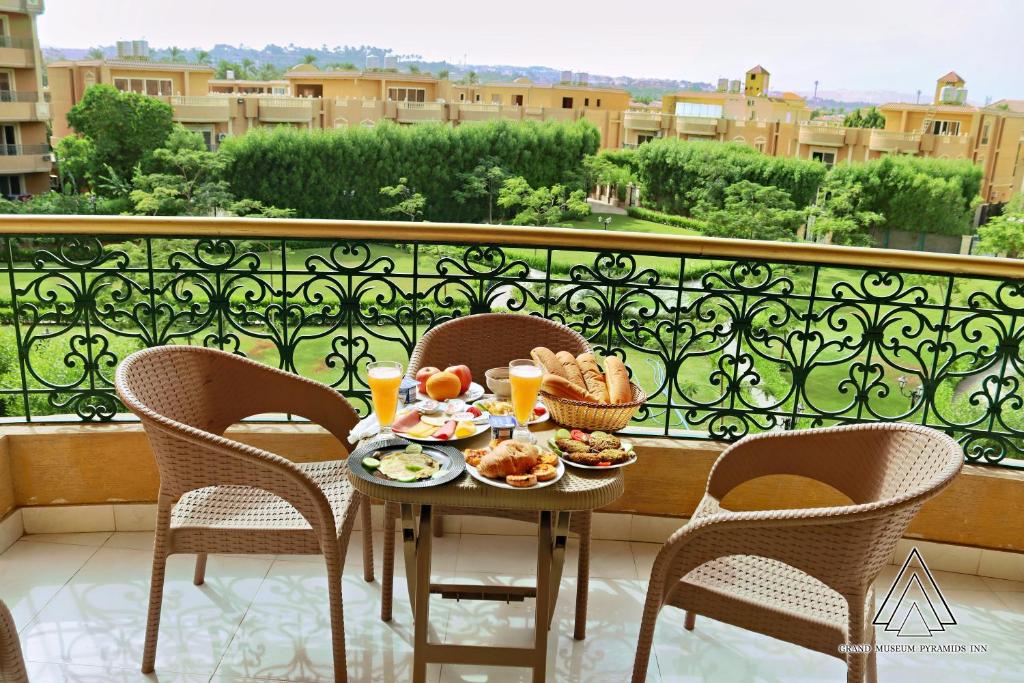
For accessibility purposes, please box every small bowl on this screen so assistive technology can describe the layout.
[485,367,512,398]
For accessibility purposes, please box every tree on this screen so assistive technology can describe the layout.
[437,69,450,80]
[808,183,884,246]
[54,135,96,190]
[497,176,590,226]
[65,84,175,183]
[380,177,426,221]
[843,106,884,129]
[129,127,231,215]
[301,54,317,65]
[695,181,805,241]
[215,60,239,79]
[166,46,183,63]
[978,196,1024,257]
[465,70,479,85]
[240,58,256,79]
[453,157,509,223]
[86,47,105,60]
[408,65,421,74]
[256,63,284,81]
[327,62,357,71]
[195,50,211,65]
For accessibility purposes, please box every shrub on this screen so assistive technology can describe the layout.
[627,206,705,232]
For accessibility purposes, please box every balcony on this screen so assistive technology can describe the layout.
[257,97,316,124]
[623,110,664,131]
[0,143,50,173]
[168,95,231,123]
[394,100,446,124]
[0,216,1021,682]
[0,0,44,13]
[869,130,922,154]
[0,35,33,68]
[798,122,849,147]
[0,91,46,121]
[455,102,523,122]
[674,115,720,136]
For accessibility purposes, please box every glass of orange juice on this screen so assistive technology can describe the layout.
[509,359,543,443]
[367,360,403,435]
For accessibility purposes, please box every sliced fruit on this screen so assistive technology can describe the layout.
[454,420,477,439]
[570,429,587,441]
[405,464,423,472]
[555,428,571,440]
[533,406,546,416]
[405,443,423,454]
[362,457,381,470]
[467,405,483,417]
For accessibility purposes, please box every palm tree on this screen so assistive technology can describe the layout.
[86,47,104,60]
[240,58,256,79]
[301,54,317,65]
[437,69,450,80]
[467,70,479,85]
[195,50,211,65]
[167,46,183,63]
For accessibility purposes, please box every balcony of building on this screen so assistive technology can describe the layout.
[623,110,665,131]
[0,217,1022,682]
[0,35,34,69]
[454,102,524,122]
[394,100,446,124]
[674,115,721,137]
[0,91,47,122]
[869,130,922,154]
[797,121,850,147]
[166,95,232,124]
[0,143,49,173]
[0,0,44,13]
[257,97,317,124]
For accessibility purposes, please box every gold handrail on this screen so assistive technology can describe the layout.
[0,214,1016,279]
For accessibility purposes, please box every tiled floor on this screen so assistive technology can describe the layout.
[1,530,1022,682]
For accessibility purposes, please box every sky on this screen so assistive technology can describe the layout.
[38,0,1024,102]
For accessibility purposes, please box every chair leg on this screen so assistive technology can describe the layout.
[846,593,869,683]
[573,511,591,640]
[866,624,877,683]
[684,611,696,631]
[381,501,397,622]
[325,549,348,683]
[631,590,663,683]
[360,494,374,583]
[193,553,207,586]
[142,496,173,674]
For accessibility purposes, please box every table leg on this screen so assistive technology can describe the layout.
[533,511,553,683]
[412,505,433,683]
[548,511,571,628]
[400,504,419,613]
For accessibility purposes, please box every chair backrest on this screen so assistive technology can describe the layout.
[115,345,348,541]
[408,313,590,380]
[0,599,27,683]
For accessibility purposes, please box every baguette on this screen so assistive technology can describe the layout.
[576,353,609,403]
[555,350,586,388]
[541,373,598,402]
[530,347,566,378]
[604,356,632,404]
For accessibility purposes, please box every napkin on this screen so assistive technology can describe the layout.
[348,413,380,444]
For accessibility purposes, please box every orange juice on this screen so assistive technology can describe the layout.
[368,363,402,428]
[509,361,543,426]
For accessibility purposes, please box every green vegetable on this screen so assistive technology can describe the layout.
[404,444,423,454]
[555,429,571,440]
[406,464,423,472]
[396,475,417,483]
[362,457,381,470]
[431,470,445,479]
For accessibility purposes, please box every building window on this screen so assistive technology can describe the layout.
[512,94,523,106]
[596,98,601,107]
[674,102,723,118]
[114,77,172,95]
[584,97,590,106]
[747,99,755,107]
[0,174,23,198]
[475,94,481,102]
[637,134,655,145]
[459,93,465,101]
[754,138,766,153]
[929,120,960,136]
[981,122,991,144]
[387,87,425,102]
[562,97,573,109]
[811,150,836,168]
[491,94,501,104]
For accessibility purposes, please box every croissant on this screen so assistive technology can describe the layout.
[478,441,540,478]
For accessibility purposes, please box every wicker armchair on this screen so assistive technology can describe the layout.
[382,313,598,638]
[115,346,373,681]
[0,599,27,683]
[632,423,963,683]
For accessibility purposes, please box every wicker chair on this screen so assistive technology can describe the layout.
[0,599,27,683]
[115,346,373,681]
[381,313,598,638]
[632,423,963,683]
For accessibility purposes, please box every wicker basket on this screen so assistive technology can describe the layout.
[539,382,647,432]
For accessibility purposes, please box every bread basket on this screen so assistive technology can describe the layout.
[539,382,647,432]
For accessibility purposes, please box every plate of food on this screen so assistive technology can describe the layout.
[473,395,550,426]
[548,428,637,469]
[414,365,485,403]
[463,440,564,490]
[349,437,465,488]
[392,402,489,442]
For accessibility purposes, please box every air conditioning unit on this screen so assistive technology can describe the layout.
[217,133,228,143]
[43,153,56,163]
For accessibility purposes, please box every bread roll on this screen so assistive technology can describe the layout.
[541,373,598,402]
[604,356,632,404]
[576,353,609,403]
[530,347,566,378]
[555,351,586,388]
[479,441,539,478]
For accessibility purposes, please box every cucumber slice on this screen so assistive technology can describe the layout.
[555,428,571,440]
[362,456,381,470]
[396,475,417,483]
[405,464,423,472]
[404,444,423,454]
[431,470,445,479]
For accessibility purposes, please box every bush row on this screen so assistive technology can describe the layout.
[626,206,706,232]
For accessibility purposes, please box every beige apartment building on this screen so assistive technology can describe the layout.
[0,0,50,197]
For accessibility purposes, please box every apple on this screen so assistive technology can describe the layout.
[445,364,472,394]
[415,366,441,393]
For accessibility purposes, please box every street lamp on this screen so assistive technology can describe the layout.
[598,216,612,230]
[896,375,923,406]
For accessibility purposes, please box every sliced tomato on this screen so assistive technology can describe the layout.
[570,429,587,441]
[533,406,546,416]
[597,462,612,467]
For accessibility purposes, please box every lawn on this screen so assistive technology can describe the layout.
[564,213,702,236]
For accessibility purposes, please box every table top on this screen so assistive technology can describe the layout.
[348,425,624,512]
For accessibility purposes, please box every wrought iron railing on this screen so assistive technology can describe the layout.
[3,216,1024,467]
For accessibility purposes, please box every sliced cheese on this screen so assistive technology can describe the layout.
[405,421,438,438]
[454,420,477,439]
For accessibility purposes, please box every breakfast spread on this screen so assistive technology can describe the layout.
[549,428,636,467]
[475,397,548,421]
[361,443,443,482]
[464,440,561,488]
[392,397,485,441]
[531,347,633,405]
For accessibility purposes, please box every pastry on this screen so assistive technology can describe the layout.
[604,356,632,404]
[541,374,597,402]
[530,347,566,378]
[478,440,540,478]
[555,351,586,388]
[576,353,609,403]
[506,473,537,488]
[531,463,558,481]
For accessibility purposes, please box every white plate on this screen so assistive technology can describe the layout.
[552,439,637,470]
[473,396,550,426]
[416,381,485,404]
[466,456,565,490]
[400,421,489,443]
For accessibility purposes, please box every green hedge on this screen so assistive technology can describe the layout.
[632,140,827,215]
[220,119,600,222]
[626,206,706,232]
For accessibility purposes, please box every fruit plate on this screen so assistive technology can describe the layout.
[401,421,489,443]
[466,457,565,490]
[416,381,485,403]
[349,436,465,488]
[473,395,550,426]
[549,438,638,470]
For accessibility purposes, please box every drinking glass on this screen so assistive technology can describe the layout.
[367,360,403,436]
[509,358,543,443]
